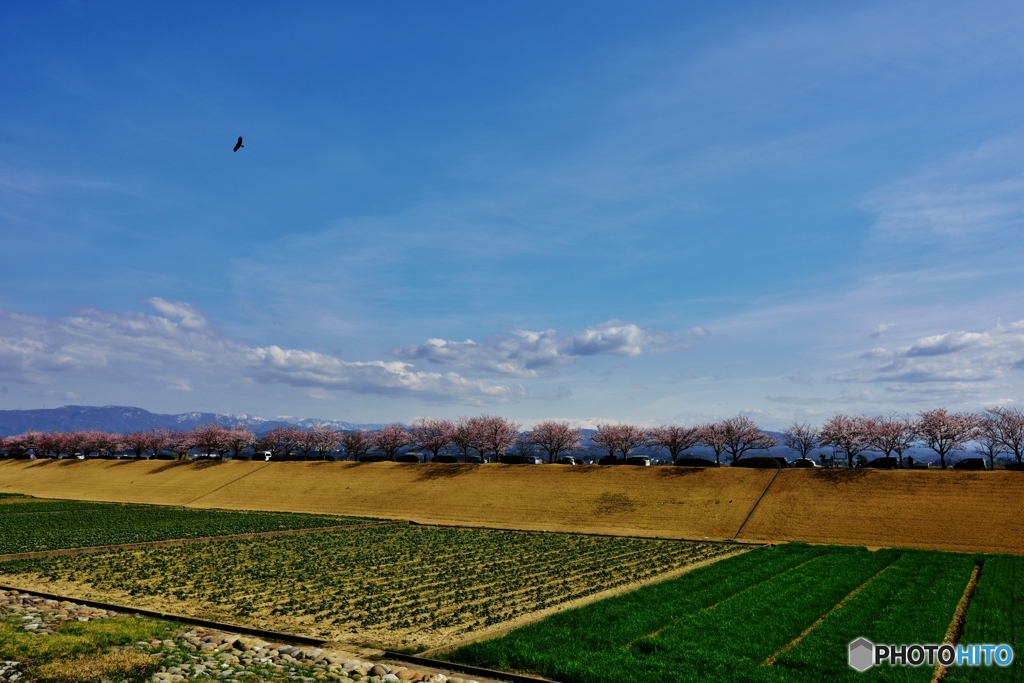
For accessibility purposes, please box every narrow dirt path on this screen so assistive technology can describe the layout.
[732,468,780,540]
[932,561,982,683]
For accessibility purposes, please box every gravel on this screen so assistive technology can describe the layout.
[0,590,492,683]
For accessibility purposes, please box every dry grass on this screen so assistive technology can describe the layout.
[0,460,772,541]
[3,460,1024,553]
[32,651,154,683]
[737,469,1024,554]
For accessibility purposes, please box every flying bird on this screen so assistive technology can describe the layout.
[233,136,244,152]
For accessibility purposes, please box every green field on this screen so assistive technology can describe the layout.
[946,555,1024,683]
[0,498,375,554]
[0,526,735,648]
[449,544,1011,683]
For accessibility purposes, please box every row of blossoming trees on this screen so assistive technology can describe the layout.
[2,407,1023,469]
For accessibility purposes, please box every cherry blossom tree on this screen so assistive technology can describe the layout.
[60,431,87,458]
[410,418,454,462]
[309,425,342,460]
[782,422,818,462]
[371,424,412,460]
[474,415,521,461]
[591,424,648,462]
[819,414,873,468]
[33,431,62,458]
[720,416,777,463]
[974,413,1005,470]
[616,425,649,458]
[258,426,304,460]
[224,426,256,459]
[191,424,229,458]
[77,430,106,457]
[867,414,917,467]
[648,425,701,464]
[917,409,981,470]
[148,429,170,458]
[464,416,495,461]
[449,417,480,461]
[591,424,622,462]
[2,433,31,458]
[986,406,1024,465]
[165,430,194,460]
[697,422,728,466]
[123,432,153,458]
[529,421,583,463]
[514,434,539,459]
[293,429,318,459]
[341,430,371,461]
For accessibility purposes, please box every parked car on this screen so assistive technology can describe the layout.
[863,457,899,469]
[769,456,790,468]
[790,458,820,468]
[357,453,388,462]
[434,454,459,463]
[953,457,987,470]
[557,456,579,465]
[598,455,619,466]
[395,453,421,463]
[465,455,484,464]
[624,455,651,466]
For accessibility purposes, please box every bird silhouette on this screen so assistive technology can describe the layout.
[233,136,244,152]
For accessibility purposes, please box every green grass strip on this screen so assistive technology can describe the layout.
[945,555,1022,683]
[772,550,976,683]
[450,543,833,682]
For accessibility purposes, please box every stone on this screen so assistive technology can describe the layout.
[370,665,390,677]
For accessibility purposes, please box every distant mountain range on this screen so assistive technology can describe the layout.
[0,405,384,437]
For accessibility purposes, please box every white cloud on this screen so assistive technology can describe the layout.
[0,301,522,405]
[902,331,991,357]
[869,323,896,338]
[393,320,687,378]
[835,320,1024,390]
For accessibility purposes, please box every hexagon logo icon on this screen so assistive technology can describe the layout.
[849,637,875,672]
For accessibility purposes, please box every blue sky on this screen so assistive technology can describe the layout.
[3,1,1024,427]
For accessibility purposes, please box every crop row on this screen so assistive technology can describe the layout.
[946,555,1024,683]
[451,545,982,683]
[0,500,373,554]
[0,526,734,645]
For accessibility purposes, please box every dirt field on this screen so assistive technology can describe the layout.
[736,468,1024,554]
[1,460,1023,553]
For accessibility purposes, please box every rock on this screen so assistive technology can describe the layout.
[382,676,400,682]
[371,665,390,677]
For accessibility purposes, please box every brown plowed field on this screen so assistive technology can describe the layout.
[735,468,1024,554]
[0,459,769,540]
[2,460,1023,553]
